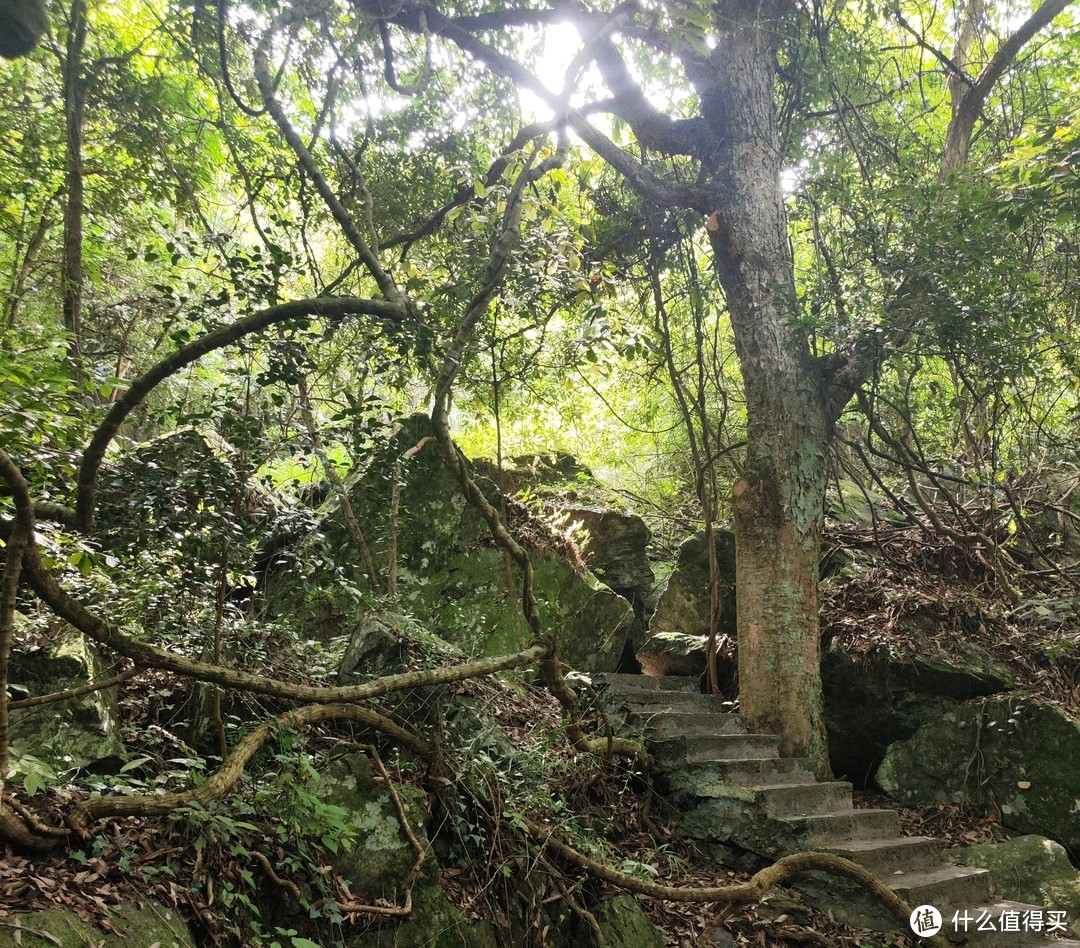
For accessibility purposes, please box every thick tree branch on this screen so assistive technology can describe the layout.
[416,4,555,102]
[566,110,711,214]
[0,452,61,852]
[74,295,406,533]
[940,0,1075,176]
[527,819,949,948]
[72,702,431,828]
[0,451,33,784]
[9,665,138,710]
[589,35,705,158]
[2,523,546,706]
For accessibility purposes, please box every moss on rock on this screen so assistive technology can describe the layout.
[876,699,1080,853]
[0,903,194,947]
[957,834,1080,917]
[594,895,667,948]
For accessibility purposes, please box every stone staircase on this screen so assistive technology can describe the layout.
[594,673,1080,946]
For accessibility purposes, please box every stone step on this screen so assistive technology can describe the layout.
[824,835,944,875]
[616,691,735,713]
[598,676,1078,947]
[756,781,853,818]
[675,756,816,785]
[780,808,901,848]
[655,733,780,760]
[631,710,750,739]
[595,673,700,694]
[890,865,993,912]
[664,767,851,814]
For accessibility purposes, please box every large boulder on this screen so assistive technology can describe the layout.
[822,635,1014,785]
[563,505,654,605]
[956,835,1080,917]
[475,454,655,606]
[9,626,124,774]
[337,610,463,684]
[639,528,736,677]
[266,416,633,672]
[97,426,260,550]
[0,902,194,947]
[594,895,667,948]
[876,699,1080,854]
[316,754,497,948]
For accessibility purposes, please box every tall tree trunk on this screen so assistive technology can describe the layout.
[61,0,88,369]
[697,0,831,771]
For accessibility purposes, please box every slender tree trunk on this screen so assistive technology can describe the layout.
[697,0,831,771]
[61,0,88,369]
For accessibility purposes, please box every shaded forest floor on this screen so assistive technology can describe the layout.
[4,517,1078,946]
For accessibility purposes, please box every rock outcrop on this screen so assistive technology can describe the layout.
[316,753,498,948]
[9,625,124,773]
[0,902,194,947]
[957,835,1080,918]
[265,416,634,673]
[822,636,1014,785]
[639,528,736,678]
[876,699,1080,855]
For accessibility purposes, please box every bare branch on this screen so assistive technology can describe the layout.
[253,5,402,302]
[941,0,1076,176]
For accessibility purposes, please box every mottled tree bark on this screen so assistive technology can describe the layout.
[690,0,831,769]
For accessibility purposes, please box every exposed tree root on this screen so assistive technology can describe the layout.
[9,664,138,710]
[336,745,427,918]
[526,818,950,948]
[0,525,547,706]
[7,795,70,840]
[71,703,431,830]
[252,850,302,903]
[0,800,64,851]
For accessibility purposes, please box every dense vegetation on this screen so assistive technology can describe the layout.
[1,0,1079,944]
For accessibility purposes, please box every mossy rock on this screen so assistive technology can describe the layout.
[9,627,124,772]
[315,753,434,898]
[594,895,667,948]
[317,754,497,948]
[876,699,1080,854]
[0,902,194,947]
[346,879,498,948]
[822,635,1013,787]
[337,610,462,684]
[957,835,1080,917]
[646,528,736,641]
[266,414,632,671]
